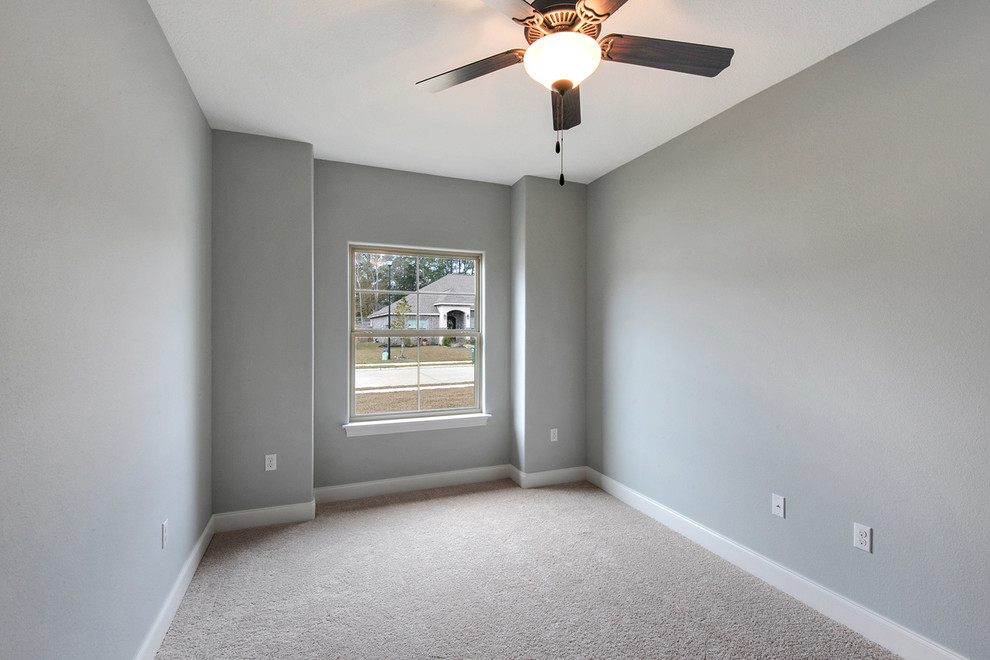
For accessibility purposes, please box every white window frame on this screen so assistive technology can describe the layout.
[347,244,483,425]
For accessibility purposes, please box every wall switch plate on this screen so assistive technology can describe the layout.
[265,454,277,471]
[854,523,872,553]
[550,428,558,443]
[161,519,168,549]
[772,493,785,518]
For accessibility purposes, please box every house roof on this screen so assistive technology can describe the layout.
[367,274,475,319]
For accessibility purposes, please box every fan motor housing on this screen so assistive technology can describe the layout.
[524,2,601,44]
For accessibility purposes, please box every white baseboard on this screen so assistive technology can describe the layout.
[134,516,215,660]
[314,464,590,502]
[314,465,513,502]
[508,465,588,489]
[585,469,964,660]
[212,499,316,533]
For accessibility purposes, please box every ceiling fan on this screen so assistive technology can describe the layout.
[417,0,735,177]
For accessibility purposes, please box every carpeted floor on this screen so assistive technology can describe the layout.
[156,480,898,659]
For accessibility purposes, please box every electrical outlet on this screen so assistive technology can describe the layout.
[772,493,785,519]
[854,523,872,553]
[550,428,558,443]
[265,454,277,471]
[161,519,168,549]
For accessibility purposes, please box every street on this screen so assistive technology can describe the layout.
[355,362,474,391]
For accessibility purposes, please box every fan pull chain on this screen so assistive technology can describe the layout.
[558,130,565,186]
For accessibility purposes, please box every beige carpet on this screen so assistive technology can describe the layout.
[156,480,897,659]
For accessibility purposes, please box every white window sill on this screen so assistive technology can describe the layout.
[343,413,491,438]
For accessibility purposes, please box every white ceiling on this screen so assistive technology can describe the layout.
[147,0,935,185]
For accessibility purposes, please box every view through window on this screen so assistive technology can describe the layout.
[350,246,481,420]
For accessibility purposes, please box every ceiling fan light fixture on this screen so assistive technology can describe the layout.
[523,31,602,92]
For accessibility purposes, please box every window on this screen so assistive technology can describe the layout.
[350,246,481,421]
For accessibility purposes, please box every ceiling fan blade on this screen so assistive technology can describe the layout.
[479,0,542,24]
[551,86,581,131]
[576,0,630,22]
[416,49,526,92]
[599,34,734,77]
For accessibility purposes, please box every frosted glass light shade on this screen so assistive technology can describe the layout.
[523,31,602,91]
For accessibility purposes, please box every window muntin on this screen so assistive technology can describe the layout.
[350,246,481,421]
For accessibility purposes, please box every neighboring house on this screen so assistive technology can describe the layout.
[367,273,475,341]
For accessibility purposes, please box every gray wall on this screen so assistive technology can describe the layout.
[0,1,212,658]
[314,162,512,486]
[212,131,314,512]
[511,177,587,473]
[586,0,990,657]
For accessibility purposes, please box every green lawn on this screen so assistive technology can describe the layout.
[355,341,474,365]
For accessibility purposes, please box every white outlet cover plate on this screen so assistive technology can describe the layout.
[772,493,785,518]
[854,522,872,553]
[265,454,277,471]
